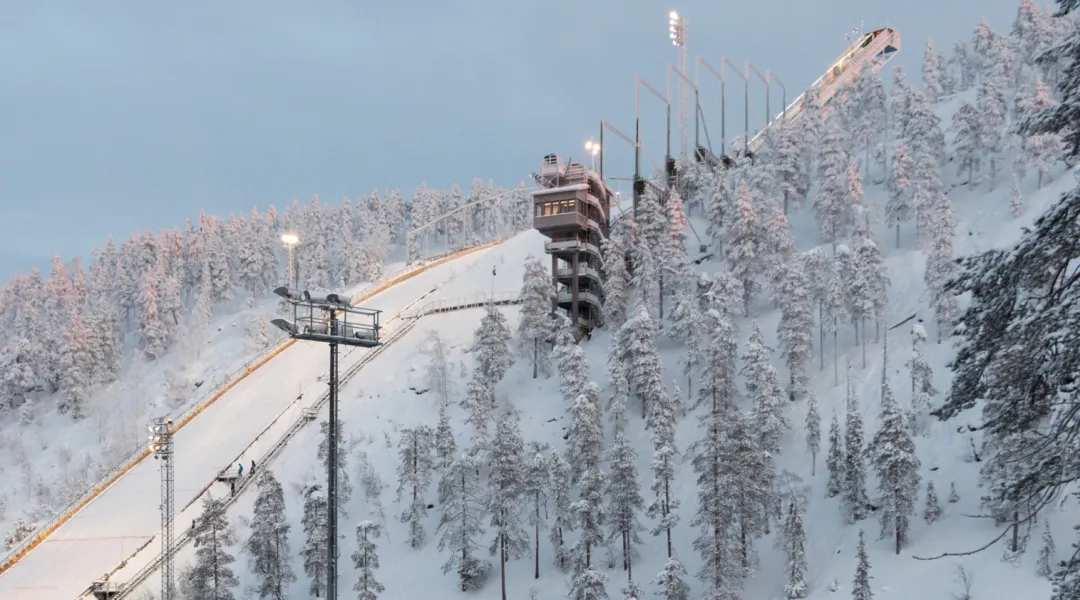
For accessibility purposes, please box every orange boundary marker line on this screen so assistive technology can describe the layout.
[0,241,500,578]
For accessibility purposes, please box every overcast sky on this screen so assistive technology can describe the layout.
[0,0,1019,281]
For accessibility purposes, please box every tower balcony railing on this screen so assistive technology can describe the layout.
[544,238,603,258]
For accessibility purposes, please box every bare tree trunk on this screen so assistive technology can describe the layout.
[895,223,900,248]
[532,337,538,379]
[833,328,839,386]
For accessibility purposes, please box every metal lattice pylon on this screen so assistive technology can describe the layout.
[150,417,175,600]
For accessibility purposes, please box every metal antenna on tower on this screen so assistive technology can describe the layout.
[149,417,176,600]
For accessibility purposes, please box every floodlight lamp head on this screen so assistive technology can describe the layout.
[669,11,679,20]
[274,287,304,301]
[281,232,300,246]
[271,318,298,335]
[325,292,352,307]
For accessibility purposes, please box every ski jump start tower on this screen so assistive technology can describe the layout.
[531,154,615,337]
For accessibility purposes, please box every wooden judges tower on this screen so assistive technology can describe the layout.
[531,154,615,335]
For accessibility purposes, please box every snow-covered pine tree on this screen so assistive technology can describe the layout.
[805,391,822,476]
[473,303,515,384]
[852,529,873,600]
[1023,77,1062,188]
[245,470,295,599]
[870,382,921,553]
[569,382,608,568]
[815,117,850,250]
[952,102,983,184]
[783,499,809,599]
[619,305,664,421]
[317,419,352,513]
[523,444,550,579]
[553,313,590,410]
[854,235,889,346]
[462,371,496,450]
[646,381,681,559]
[1010,173,1026,217]
[977,60,1009,186]
[1037,518,1057,577]
[605,397,644,581]
[774,119,811,214]
[651,556,691,600]
[844,374,870,521]
[923,39,946,102]
[923,480,941,524]
[948,482,959,503]
[436,453,490,591]
[621,581,645,600]
[824,256,849,385]
[518,254,554,378]
[885,143,913,248]
[852,67,889,179]
[434,401,456,472]
[570,563,611,600]
[300,484,328,598]
[352,521,385,600]
[777,261,815,399]
[395,425,435,548]
[422,329,453,407]
[726,183,762,316]
[602,227,631,328]
[487,404,530,599]
[905,323,938,433]
[190,495,239,600]
[742,324,790,453]
[827,413,845,497]
[549,449,574,571]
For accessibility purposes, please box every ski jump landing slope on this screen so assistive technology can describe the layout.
[0,243,501,600]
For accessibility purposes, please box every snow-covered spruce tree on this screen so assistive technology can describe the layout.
[568,382,608,562]
[662,187,693,310]
[462,369,497,450]
[620,305,664,421]
[885,142,913,248]
[602,227,631,329]
[422,329,453,407]
[688,329,744,599]
[523,444,550,579]
[948,482,959,503]
[570,563,611,600]
[783,499,809,599]
[851,66,888,179]
[938,175,1080,549]
[1022,76,1062,188]
[777,261,815,399]
[245,470,295,600]
[824,256,849,385]
[815,117,851,250]
[977,63,1009,186]
[474,303,515,384]
[1037,518,1057,577]
[554,312,590,410]
[870,382,921,554]
[606,397,644,581]
[352,521,385,600]
[436,453,490,591]
[434,400,456,472]
[190,495,239,600]
[843,375,870,521]
[632,203,664,321]
[317,419,352,514]
[488,404,530,599]
[774,119,811,214]
[923,38,946,102]
[805,391,822,476]
[952,102,983,184]
[300,484,328,598]
[549,449,574,571]
[924,235,959,343]
[1010,173,1026,217]
[762,205,798,296]
[826,413,845,497]
[518,254,553,378]
[1020,0,1080,160]
[923,480,941,524]
[905,87,947,168]
[729,405,776,570]
[621,581,645,600]
[395,425,435,548]
[646,381,681,559]
[854,235,889,345]
[851,529,873,600]
[742,324,790,453]
[905,323,937,433]
[726,183,762,316]
[651,556,691,600]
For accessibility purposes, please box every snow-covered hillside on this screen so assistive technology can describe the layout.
[126,145,1076,600]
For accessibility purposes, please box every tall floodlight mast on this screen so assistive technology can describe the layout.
[149,417,176,600]
[271,288,383,600]
[669,11,688,157]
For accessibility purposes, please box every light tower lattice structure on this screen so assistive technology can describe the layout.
[669,11,688,157]
[272,288,383,600]
[149,417,175,600]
